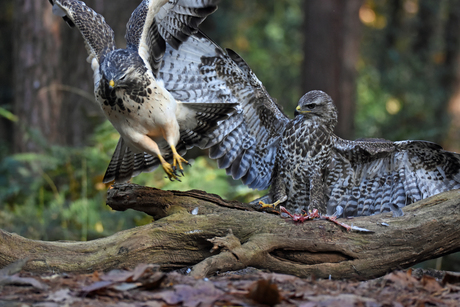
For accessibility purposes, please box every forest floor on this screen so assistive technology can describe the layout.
[1,263,460,307]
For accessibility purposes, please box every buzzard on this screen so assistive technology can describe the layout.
[158,33,460,218]
[49,0,237,182]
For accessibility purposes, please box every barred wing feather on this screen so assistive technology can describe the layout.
[160,32,290,190]
[327,138,460,217]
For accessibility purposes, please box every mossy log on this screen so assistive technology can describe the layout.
[0,183,459,280]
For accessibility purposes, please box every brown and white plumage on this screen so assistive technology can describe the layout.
[261,90,460,217]
[158,33,460,217]
[50,0,236,183]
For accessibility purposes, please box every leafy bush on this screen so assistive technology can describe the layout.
[0,121,262,241]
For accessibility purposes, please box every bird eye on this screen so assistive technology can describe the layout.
[306,103,315,109]
[119,74,126,81]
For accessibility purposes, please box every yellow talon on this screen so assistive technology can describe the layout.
[157,154,179,181]
[259,199,281,209]
[171,144,189,175]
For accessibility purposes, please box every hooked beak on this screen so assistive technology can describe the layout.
[109,79,115,88]
[296,106,311,114]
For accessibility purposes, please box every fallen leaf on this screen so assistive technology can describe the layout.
[100,269,136,283]
[421,275,443,293]
[47,288,75,303]
[259,272,300,283]
[112,282,142,291]
[139,271,166,290]
[153,281,224,307]
[132,263,156,281]
[442,271,460,285]
[383,271,418,288]
[0,258,29,276]
[81,280,114,294]
[91,270,101,282]
[0,274,49,290]
[246,279,282,306]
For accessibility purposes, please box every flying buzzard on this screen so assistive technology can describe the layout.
[49,0,237,182]
[157,33,460,218]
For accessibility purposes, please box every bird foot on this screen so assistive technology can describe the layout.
[160,160,181,181]
[170,144,190,176]
[172,152,190,176]
[259,199,281,209]
[279,206,352,231]
[157,152,180,181]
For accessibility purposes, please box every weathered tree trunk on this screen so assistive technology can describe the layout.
[301,0,362,139]
[0,184,459,280]
[444,1,460,152]
[13,0,64,152]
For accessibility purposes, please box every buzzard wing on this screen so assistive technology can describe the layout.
[160,32,290,190]
[125,0,219,76]
[327,137,460,217]
[49,0,116,65]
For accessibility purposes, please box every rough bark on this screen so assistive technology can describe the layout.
[13,0,64,152]
[0,183,459,280]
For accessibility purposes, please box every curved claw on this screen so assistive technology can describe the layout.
[171,145,188,177]
[161,161,179,181]
[173,165,185,177]
[259,199,282,210]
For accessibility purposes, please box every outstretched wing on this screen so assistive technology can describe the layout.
[49,0,115,65]
[125,0,219,76]
[160,32,290,190]
[326,137,460,217]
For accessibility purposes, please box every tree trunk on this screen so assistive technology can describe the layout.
[444,1,460,152]
[0,0,14,150]
[12,0,141,152]
[301,0,362,139]
[0,184,459,280]
[13,0,64,152]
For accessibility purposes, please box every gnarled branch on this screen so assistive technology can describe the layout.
[0,183,459,280]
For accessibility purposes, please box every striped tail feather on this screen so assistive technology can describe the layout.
[103,138,160,183]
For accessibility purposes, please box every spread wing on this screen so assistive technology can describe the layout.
[125,0,219,76]
[160,32,290,190]
[49,0,115,66]
[326,137,460,217]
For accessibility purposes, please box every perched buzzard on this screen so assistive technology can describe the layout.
[49,0,237,182]
[158,33,460,217]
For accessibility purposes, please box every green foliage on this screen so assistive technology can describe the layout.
[0,106,17,122]
[0,120,262,240]
[0,121,149,241]
[204,0,303,113]
[356,0,457,144]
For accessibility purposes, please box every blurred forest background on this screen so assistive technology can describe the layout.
[1,0,460,269]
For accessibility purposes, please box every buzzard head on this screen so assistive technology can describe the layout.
[295,90,338,129]
[99,49,148,96]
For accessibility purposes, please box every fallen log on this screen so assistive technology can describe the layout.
[0,183,459,280]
